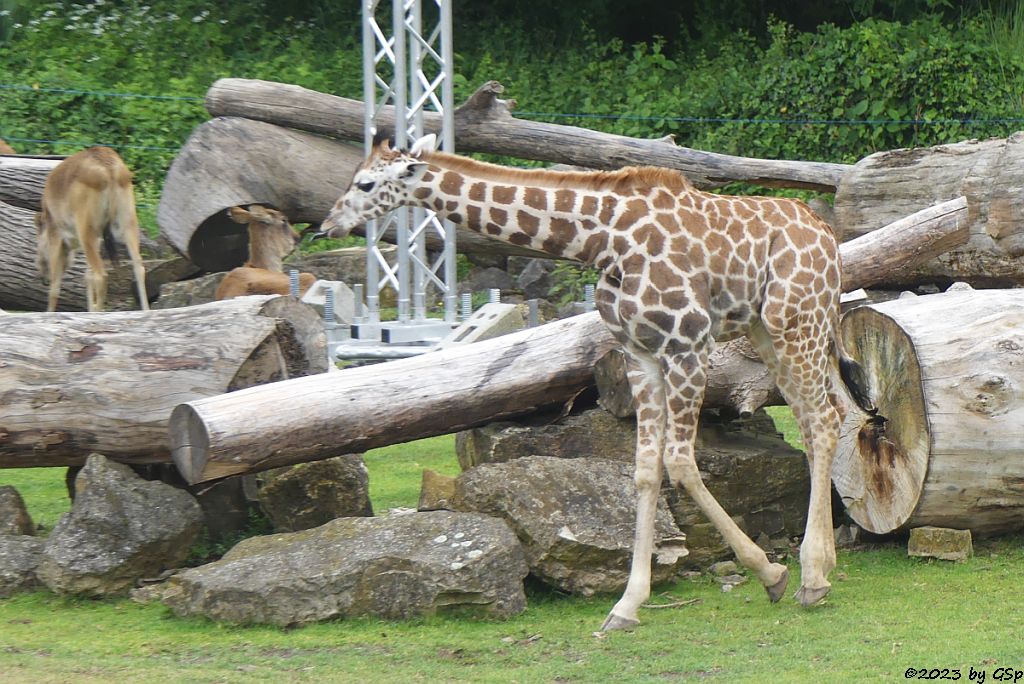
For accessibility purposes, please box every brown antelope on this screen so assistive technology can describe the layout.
[214,205,316,300]
[35,146,149,312]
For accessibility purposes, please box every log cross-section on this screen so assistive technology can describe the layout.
[833,288,1024,536]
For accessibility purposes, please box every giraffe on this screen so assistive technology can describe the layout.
[320,133,874,631]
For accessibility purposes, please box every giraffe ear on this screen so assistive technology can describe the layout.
[398,160,429,180]
[409,134,437,157]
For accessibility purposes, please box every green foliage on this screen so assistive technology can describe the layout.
[547,261,600,306]
[697,15,1024,162]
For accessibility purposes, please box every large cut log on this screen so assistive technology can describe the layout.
[157,117,364,273]
[170,197,967,484]
[0,296,327,468]
[205,79,852,192]
[157,117,547,273]
[0,156,62,210]
[170,312,617,483]
[595,197,969,417]
[833,288,1024,537]
[834,133,1024,287]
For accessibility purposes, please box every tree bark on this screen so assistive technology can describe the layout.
[204,78,852,192]
[834,133,1024,287]
[594,197,969,417]
[0,296,327,468]
[170,312,618,483]
[0,156,61,210]
[169,196,967,484]
[833,287,1024,536]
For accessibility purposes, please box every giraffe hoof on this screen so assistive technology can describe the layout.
[794,584,830,607]
[600,612,640,632]
[765,567,789,603]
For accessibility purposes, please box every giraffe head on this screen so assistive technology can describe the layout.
[319,133,437,238]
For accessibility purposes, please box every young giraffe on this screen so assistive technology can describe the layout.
[320,134,873,631]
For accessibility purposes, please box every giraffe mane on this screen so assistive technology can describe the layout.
[417,151,694,194]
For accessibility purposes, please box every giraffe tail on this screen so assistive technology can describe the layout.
[832,329,876,415]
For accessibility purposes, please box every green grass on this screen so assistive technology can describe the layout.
[4,431,1024,682]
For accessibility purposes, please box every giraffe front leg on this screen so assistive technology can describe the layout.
[660,350,789,602]
[602,350,665,631]
[602,451,661,631]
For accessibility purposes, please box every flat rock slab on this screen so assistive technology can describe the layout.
[0,536,44,597]
[155,511,528,627]
[908,526,973,561]
[453,455,687,595]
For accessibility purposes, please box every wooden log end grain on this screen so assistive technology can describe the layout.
[833,288,1024,536]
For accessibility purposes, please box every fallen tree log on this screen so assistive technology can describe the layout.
[0,156,61,210]
[170,197,968,484]
[833,132,1024,287]
[0,200,182,311]
[0,296,327,468]
[595,197,969,417]
[833,287,1024,536]
[170,312,618,483]
[157,117,547,273]
[205,78,852,192]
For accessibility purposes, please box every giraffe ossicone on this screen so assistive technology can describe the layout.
[323,136,874,631]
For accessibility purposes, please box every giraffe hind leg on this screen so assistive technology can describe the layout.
[747,319,839,606]
[659,348,789,600]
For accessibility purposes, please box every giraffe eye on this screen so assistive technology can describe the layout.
[356,180,375,193]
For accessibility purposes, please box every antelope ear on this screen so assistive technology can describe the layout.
[227,206,251,225]
[409,134,437,157]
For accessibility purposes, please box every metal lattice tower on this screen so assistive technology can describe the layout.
[356,0,457,344]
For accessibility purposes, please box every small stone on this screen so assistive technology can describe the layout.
[834,524,860,548]
[709,560,738,577]
[755,532,772,552]
[418,469,457,512]
[0,486,34,536]
[907,526,973,561]
[715,573,748,587]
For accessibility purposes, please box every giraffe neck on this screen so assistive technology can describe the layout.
[405,153,647,264]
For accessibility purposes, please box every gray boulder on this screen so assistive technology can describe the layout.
[285,246,396,286]
[456,408,634,470]
[456,409,810,568]
[453,456,687,595]
[256,454,373,532]
[516,258,557,300]
[154,511,528,626]
[37,454,204,596]
[0,536,44,597]
[0,485,34,536]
